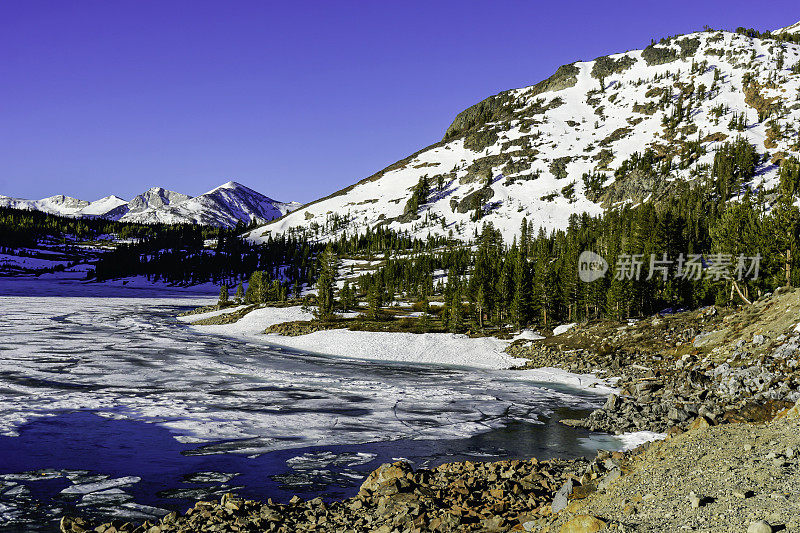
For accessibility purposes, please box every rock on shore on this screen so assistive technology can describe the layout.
[64,456,591,532]
[509,288,800,436]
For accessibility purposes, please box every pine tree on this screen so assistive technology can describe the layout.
[779,157,800,198]
[255,271,270,303]
[449,284,464,332]
[293,280,302,299]
[245,271,263,304]
[367,277,385,320]
[765,197,800,287]
[519,218,529,260]
[419,293,430,329]
[270,279,282,302]
[234,282,244,302]
[339,280,356,311]
[511,248,531,327]
[315,245,337,320]
[475,285,486,329]
[218,284,229,306]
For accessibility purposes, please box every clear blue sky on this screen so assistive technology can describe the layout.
[1,1,797,203]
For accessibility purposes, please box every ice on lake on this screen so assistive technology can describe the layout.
[0,281,627,529]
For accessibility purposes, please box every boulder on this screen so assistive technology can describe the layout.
[747,520,773,533]
[59,517,89,533]
[774,399,800,421]
[551,479,574,513]
[687,416,713,431]
[359,461,413,494]
[559,515,607,533]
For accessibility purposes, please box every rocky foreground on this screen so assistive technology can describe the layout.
[60,403,800,532]
[536,403,800,532]
[64,289,800,532]
[61,456,592,532]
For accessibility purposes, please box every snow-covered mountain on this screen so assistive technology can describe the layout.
[0,194,128,218]
[774,21,800,35]
[0,182,300,228]
[114,182,301,227]
[247,23,800,244]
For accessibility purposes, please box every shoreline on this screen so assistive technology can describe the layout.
[178,304,619,392]
[59,290,800,531]
[176,302,664,450]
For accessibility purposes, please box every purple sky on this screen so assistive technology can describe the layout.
[1,1,798,203]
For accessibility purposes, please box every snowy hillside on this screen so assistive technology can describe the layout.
[775,21,800,35]
[0,182,299,228]
[247,24,800,244]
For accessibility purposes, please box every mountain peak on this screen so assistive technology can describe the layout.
[209,180,249,193]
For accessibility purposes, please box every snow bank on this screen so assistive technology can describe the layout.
[195,305,314,333]
[552,323,577,336]
[512,329,544,341]
[578,430,666,454]
[176,305,248,323]
[262,330,516,369]
[185,306,612,379]
[614,431,666,451]
[189,305,516,370]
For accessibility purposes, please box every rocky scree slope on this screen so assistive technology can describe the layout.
[537,404,800,532]
[508,286,800,436]
[249,25,800,244]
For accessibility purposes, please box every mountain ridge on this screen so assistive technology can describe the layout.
[246,23,800,244]
[0,181,300,228]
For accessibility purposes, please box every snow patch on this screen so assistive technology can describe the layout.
[553,323,577,336]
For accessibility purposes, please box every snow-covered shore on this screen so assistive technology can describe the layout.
[180,305,615,390]
[181,304,519,370]
[179,304,664,449]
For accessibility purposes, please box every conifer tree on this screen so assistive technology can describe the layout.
[339,280,356,311]
[765,197,800,287]
[449,284,464,332]
[511,248,530,327]
[315,245,337,320]
[245,271,262,304]
[367,276,385,320]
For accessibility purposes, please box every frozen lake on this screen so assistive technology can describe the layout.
[0,280,621,531]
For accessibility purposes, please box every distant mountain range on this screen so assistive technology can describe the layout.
[0,181,301,228]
